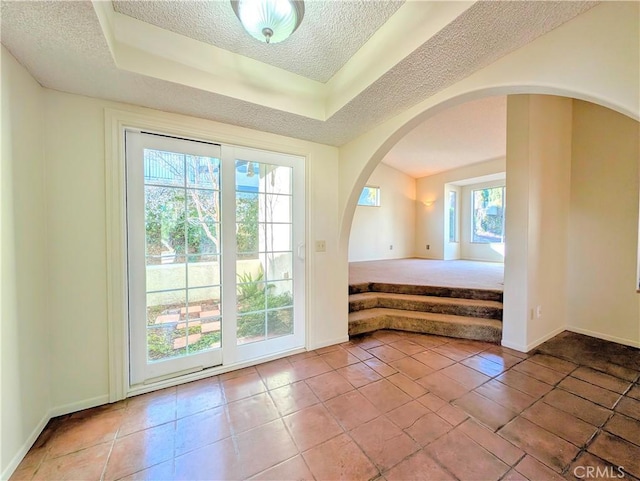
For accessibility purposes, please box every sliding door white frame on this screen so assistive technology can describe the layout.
[105,108,310,401]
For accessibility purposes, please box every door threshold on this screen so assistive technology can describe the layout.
[125,346,306,399]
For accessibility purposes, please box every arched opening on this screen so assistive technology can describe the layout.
[347,96,507,343]
[341,88,640,351]
[340,86,638,241]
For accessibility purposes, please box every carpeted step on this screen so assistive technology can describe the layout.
[349,282,373,295]
[349,282,503,302]
[349,308,502,343]
[349,292,503,320]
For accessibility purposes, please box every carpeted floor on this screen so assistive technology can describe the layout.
[349,259,504,291]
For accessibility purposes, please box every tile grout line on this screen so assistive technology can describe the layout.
[312,334,455,480]
[522,364,598,478]
[20,331,640,481]
[404,341,637,478]
[559,382,632,477]
[497,356,639,477]
[347,335,500,480]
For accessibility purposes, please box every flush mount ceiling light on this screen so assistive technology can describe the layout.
[231,0,305,44]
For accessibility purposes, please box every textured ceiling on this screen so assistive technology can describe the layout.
[0,1,597,146]
[382,96,507,179]
[112,0,404,83]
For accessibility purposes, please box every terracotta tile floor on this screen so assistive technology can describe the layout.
[11,331,640,481]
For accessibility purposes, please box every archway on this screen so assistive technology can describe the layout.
[339,89,639,351]
[332,1,639,350]
[340,86,638,246]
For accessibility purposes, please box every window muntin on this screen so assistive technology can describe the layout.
[235,160,294,345]
[143,149,222,361]
[126,130,306,385]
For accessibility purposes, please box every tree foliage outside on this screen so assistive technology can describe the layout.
[144,152,261,262]
[236,270,293,340]
[146,268,293,360]
[236,193,259,258]
[472,186,505,243]
[143,152,293,356]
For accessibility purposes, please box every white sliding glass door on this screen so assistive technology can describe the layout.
[228,147,306,364]
[126,132,305,386]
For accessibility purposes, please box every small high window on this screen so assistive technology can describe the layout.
[358,186,380,207]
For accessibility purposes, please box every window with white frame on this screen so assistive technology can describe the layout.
[448,191,457,242]
[357,186,380,206]
[472,186,505,243]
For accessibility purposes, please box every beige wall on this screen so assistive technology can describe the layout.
[1,49,51,477]
[415,158,506,260]
[502,95,640,351]
[568,100,640,345]
[526,97,573,347]
[44,91,112,412]
[348,163,416,261]
[1,55,345,475]
[44,90,344,411]
[503,95,573,351]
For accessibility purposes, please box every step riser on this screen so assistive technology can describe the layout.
[349,298,502,320]
[349,282,503,302]
[349,314,501,343]
[349,298,379,311]
[349,281,503,343]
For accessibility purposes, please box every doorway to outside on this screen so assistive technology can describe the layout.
[125,131,305,386]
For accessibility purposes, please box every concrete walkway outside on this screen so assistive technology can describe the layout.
[349,258,504,291]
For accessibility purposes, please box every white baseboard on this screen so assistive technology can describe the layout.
[501,325,567,353]
[1,335,332,480]
[501,325,640,353]
[308,335,349,351]
[525,326,567,352]
[566,326,640,349]
[2,394,117,479]
[500,339,528,352]
[460,257,505,264]
[49,395,111,418]
[1,410,51,481]
[349,256,415,262]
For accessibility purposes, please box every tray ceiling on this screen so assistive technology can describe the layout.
[112,0,404,83]
[0,1,596,146]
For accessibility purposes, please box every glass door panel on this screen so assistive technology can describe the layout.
[231,151,304,363]
[235,160,294,345]
[127,132,223,385]
[127,133,305,384]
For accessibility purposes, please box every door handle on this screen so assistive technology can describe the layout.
[297,243,305,260]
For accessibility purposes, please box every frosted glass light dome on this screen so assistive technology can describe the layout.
[231,0,305,44]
